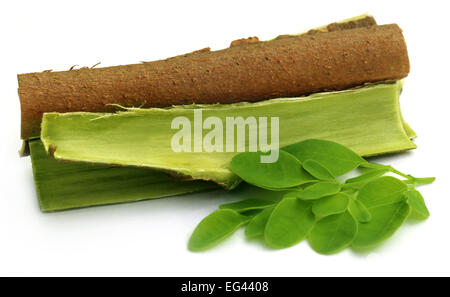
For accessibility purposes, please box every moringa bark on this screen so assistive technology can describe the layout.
[40,82,416,189]
[29,140,218,211]
[18,23,409,140]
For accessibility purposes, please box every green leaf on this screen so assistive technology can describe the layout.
[312,192,350,217]
[348,199,372,223]
[302,159,335,181]
[188,209,249,251]
[404,189,430,220]
[357,176,408,208]
[296,182,341,201]
[412,177,436,186]
[257,186,301,192]
[230,150,316,189]
[282,139,366,176]
[309,211,358,254]
[264,198,315,248]
[345,169,388,185]
[245,207,275,238]
[219,198,277,213]
[352,201,410,249]
[240,209,264,217]
[283,191,302,199]
[352,176,411,248]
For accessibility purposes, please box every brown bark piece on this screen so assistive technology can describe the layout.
[307,15,377,34]
[276,16,377,39]
[230,37,260,47]
[18,23,409,140]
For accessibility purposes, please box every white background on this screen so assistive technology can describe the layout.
[1,0,449,276]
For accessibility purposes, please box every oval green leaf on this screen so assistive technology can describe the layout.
[264,198,315,249]
[283,191,302,199]
[309,211,358,254]
[257,186,300,192]
[219,198,277,213]
[282,139,365,177]
[404,189,430,220]
[230,150,316,189]
[357,176,408,208]
[348,199,372,223]
[303,159,335,181]
[352,201,411,249]
[188,209,249,251]
[312,192,350,217]
[245,207,275,238]
[412,177,436,186]
[240,209,264,217]
[345,168,388,187]
[297,182,341,201]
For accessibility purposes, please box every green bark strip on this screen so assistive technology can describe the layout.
[41,81,416,189]
[29,140,217,212]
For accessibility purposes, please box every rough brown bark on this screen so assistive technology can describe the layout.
[18,23,409,140]
[310,15,377,33]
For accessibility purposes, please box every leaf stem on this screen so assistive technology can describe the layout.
[361,162,435,186]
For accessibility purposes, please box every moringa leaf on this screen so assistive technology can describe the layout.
[282,139,366,177]
[240,209,264,217]
[404,189,430,220]
[219,198,277,213]
[345,168,388,186]
[283,191,302,199]
[188,209,249,251]
[230,150,316,189]
[302,159,335,181]
[264,198,315,249]
[256,186,302,192]
[412,177,436,186]
[352,176,411,248]
[308,211,358,254]
[352,201,410,249]
[312,192,350,217]
[245,207,275,238]
[185,138,433,253]
[357,176,408,208]
[296,182,341,201]
[348,199,372,223]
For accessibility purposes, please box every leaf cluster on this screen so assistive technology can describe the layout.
[188,139,434,254]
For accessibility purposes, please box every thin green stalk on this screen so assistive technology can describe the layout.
[361,162,435,186]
